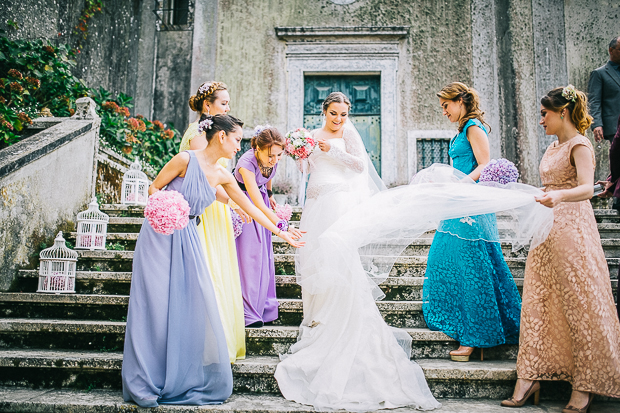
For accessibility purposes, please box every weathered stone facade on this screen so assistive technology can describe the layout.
[1,0,617,186]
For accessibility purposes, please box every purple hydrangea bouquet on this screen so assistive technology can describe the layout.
[230,209,244,239]
[479,158,519,185]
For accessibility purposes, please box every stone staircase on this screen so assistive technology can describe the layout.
[0,205,619,412]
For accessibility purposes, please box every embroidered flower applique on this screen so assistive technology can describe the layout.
[460,216,475,226]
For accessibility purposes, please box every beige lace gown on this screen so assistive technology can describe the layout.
[517,135,620,397]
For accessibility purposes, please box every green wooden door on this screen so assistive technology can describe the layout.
[303,75,381,174]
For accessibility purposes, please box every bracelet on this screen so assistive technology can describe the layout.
[267,189,273,197]
[227,198,240,210]
[276,219,288,232]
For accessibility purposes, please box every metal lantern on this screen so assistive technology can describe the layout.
[75,197,109,250]
[38,232,77,293]
[121,157,149,206]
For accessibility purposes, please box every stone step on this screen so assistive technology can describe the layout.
[0,293,421,327]
[0,319,517,360]
[0,390,618,413]
[14,270,619,301]
[2,350,614,402]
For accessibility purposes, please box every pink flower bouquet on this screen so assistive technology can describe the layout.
[274,203,292,221]
[144,190,190,235]
[285,128,316,161]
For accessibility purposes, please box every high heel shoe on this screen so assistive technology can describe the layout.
[501,380,540,407]
[449,346,483,362]
[562,393,595,413]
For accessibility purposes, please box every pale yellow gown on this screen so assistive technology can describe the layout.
[179,121,245,363]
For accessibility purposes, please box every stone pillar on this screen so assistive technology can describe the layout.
[189,0,219,121]
[471,0,500,159]
[134,0,158,119]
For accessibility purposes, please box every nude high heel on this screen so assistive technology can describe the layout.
[562,393,595,413]
[501,380,540,407]
[449,346,483,362]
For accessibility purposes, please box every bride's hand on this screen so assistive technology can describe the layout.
[279,230,305,248]
[318,139,331,152]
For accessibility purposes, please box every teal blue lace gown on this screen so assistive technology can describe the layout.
[422,118,521,348]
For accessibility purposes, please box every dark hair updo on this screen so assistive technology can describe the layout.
[189,81,227,113]
[541,85,593,135]
[251,126,285,152]
[197,113,243,142]
[322,91,351,113]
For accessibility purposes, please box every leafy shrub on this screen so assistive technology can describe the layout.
[0,35,89,148]
[91,87,181,171]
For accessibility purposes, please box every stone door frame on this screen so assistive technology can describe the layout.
[277,26,408,186]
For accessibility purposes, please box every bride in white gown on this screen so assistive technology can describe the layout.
[274,92,441,411]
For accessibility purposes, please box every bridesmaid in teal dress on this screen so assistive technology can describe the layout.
[122,115,303,407]
[423,82,521,361]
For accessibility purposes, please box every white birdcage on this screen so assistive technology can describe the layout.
[121,157,149,206]
[75,197,109,250]
[38,232,77,293]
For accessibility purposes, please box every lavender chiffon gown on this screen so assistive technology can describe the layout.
[234,149,279,326]
[121,151,232,407]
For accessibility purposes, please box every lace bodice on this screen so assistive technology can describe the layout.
[305,127,366,199]
[539,135,595,190]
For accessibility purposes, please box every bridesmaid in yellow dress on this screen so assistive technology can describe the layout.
[179,81,248,363]
[502,85,620,412]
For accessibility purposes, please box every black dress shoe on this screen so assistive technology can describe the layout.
[247,321,264,328]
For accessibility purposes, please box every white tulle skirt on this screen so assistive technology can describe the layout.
[274,188,441,411]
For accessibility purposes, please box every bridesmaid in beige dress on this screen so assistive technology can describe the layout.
[502,85,620,412]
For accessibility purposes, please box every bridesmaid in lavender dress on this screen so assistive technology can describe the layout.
[234,126,303,327]
[122,115,303,407]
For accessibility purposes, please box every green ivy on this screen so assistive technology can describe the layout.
[0,33,181,171]
[0,35,89,148]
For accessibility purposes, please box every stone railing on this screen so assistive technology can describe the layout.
[0,97,100,291]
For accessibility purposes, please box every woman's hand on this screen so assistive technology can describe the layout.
[269,196,277,210]
[535,190,564,208]
[318,139,331,152]
[236,208,252,224]
[279,230,305,248]
[287,227,305,239]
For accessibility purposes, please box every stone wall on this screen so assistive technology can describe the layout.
[0,114,100,291]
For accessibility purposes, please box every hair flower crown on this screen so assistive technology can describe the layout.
[198,118,213,134]
[198,82,213,95]
[253,124,271,137]
[562,84,577,103]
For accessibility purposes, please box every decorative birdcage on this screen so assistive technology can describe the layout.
[121,157,149,206]
[75,197,109,250]
[38,232,77,293]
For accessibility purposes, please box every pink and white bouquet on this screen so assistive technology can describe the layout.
[479,158,519,185]
[285,128,316,161]
[274,203,292,221]
[144,190,190,235]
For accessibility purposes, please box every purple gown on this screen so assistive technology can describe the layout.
[122,151,232,407]
[234,149,279,326]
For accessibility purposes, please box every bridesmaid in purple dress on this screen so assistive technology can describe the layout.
[234,126,303,327]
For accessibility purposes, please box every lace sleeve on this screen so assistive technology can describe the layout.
[325,128,365,173]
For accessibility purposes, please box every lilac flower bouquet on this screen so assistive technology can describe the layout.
[230,209,243,239]
[479,158,519,185]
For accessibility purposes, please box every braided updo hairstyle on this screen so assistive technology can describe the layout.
[322,92,351,113]
[197,113,244,143]
[251,126,286,152]
[188,81,227,113]
[437,82,490,133]
[541,86,593,135]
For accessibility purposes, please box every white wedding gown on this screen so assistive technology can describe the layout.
[274,125,441,411]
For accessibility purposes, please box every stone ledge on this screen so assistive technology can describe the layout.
[2,389,616,413]
[18,270,132,281]
[0,293,128,305]
[0,118,94,179]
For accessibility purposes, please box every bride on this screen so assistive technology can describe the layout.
[274,92,441,411]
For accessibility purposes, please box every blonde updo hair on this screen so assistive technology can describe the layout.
[251,126,286,152]
[322,92,351,113]
[188,81,227,113]
[437,82,490,133]
[541,85,593,135]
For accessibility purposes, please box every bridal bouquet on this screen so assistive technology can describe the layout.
[144,190,190,235]
[285,128,315,160]
[479,158,519,185]
[274,203,292,221]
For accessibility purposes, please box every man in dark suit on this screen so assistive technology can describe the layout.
[589,36,620,142]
